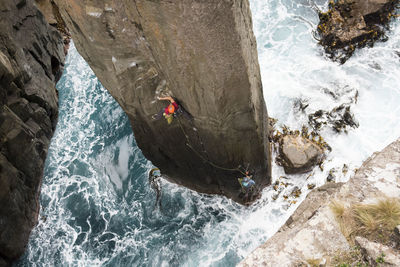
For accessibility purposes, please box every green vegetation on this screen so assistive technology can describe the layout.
[375,253,385,264]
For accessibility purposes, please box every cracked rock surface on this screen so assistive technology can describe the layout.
[240,138,400,266]
[53,0,271,204]
[0,0,65,264]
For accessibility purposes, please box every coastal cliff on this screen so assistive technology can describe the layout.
[240,138,400,266]
[0,0,65,264]
[53,0,271,204]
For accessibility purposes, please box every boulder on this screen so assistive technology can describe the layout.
[53,0,271,204]
[317,0,398,63]
[355,236,400,267]
[279,135,324,174]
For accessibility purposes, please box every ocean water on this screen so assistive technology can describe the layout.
[18,0,400,266]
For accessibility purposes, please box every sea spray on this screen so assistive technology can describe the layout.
[18,0,400,266]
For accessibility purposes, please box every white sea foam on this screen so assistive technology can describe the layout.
[21,1,400,266]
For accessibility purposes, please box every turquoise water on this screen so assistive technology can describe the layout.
[18,0,400,266]
[17,44,250,266]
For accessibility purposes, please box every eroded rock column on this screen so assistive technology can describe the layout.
[54,0,271,203]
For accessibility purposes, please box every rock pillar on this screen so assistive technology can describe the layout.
[54,0,271,203]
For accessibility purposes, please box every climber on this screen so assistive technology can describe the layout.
[149,168,162,209]
[152,96,193,123]
[238,171,256,190]
[152,96,178,124]
[238,171,256,203]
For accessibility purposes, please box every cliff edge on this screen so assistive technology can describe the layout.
[240,138,400,266]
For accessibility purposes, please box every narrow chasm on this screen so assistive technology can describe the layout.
[10,0,400,266]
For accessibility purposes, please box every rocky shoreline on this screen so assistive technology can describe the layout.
[317,0,399,63]
[0,0,399,265]
[240,138,400,266]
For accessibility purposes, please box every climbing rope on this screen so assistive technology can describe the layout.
[176,116,247,176]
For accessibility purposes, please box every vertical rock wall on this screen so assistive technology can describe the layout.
[0,0,65,264]
[54,0,271,203]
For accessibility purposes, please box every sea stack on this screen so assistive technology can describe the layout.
[53,0,271,204]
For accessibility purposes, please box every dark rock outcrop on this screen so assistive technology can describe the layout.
[278,135,325,174]
[317,0,399,63]
[53,0,271,204]
[0,0,65,264]
[308,104,359,133]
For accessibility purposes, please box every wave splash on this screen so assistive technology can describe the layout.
[19,1,400,266]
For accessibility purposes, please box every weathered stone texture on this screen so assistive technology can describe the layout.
[240,138,400,266]
[355,236,400,267]
[0,0,65,264]
[279,135,325,174]
[53,0,271,203]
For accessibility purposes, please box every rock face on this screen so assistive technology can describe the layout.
[317,0,398,63]
[355,236,400,267]
[395,225,400,240]
[278,135,325,174]
[240,138,400,266]
[53,0,271,203]
[0,0,65,264]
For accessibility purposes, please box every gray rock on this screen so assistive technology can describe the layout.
[35,0,57,25]
[395,225,400,244]
[54,0,271,204]
[0,0,66,264]
[355,236,400,267]
[0,257,7,267]
[240,138,400,266]
[279,135,324,174]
